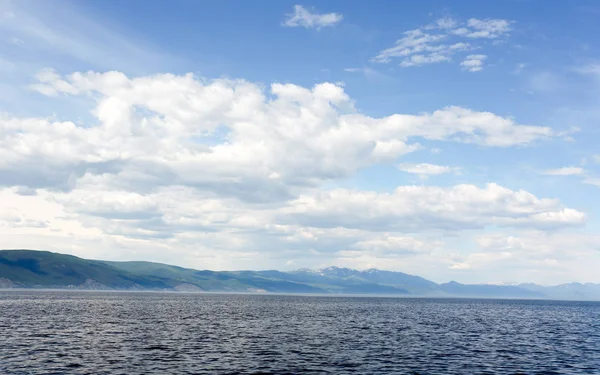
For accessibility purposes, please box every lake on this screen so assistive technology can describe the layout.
[1,291,599,374]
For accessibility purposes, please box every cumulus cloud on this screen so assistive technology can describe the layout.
[0,185,442,268]
[0,206,48,229]
[454,231,600,278]
[283,5,342,29]
[0,69,587,277]
[282,183,586,232]
[373,17,511,69]
[4,177,585,275]
[7,70,554,202]
[542,167,585,176]
[460,54,487,72]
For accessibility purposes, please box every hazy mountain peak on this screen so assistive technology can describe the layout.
[2,250,599,300]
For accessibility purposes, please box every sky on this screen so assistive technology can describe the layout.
[1,0,600,285]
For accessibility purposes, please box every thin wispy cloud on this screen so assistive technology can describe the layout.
[574,63,600,77]
[344,67,393,81]
[528,71,561,93]
[426,16,458,30]
[373,16,512,69]
[398,163,461,175]
[8,36,24,46]
[0,1,175,74]
[283,5,343,29]
[513,63,526,74]
[584,178,600,187]
[452,18,512,39]
[542,167,585,176]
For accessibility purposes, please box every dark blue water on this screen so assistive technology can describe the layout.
[1,292,599,374]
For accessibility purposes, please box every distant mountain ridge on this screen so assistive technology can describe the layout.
[1,250,599,301]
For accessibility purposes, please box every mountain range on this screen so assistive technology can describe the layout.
[1,250,599,301]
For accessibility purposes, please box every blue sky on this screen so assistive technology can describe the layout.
[1,0,600,284]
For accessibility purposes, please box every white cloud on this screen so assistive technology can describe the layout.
[334,228,600,284]
[12,70,555,202]
[455,230,600,283]
[283,183,586,232]
[455,18,512,39]
[373,17,511,69]
[400,53,451,67]
[372,28,470,66]
[372,29,448,63]
[353,236,441,256]
[428,16,458,30]
[460,54,486,72]
[542,167,585,176]
[0,69,585,279]
[1,177,588,279]
[0,185,445,267]
[584,178,600,187]
[283,5,342,29]
[398,163,459,175]
[450,251,513,271]
[0,3,598,285]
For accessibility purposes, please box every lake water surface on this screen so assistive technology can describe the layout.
[1,291,599,374]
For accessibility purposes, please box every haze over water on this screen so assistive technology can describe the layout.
[1,291,599,374]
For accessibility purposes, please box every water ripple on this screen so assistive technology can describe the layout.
[1,292,599,374]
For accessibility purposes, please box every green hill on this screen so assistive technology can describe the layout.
[0,250,329,293]
[5,249,593,299]
[0,250,411,293]
[0,250,175,289]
